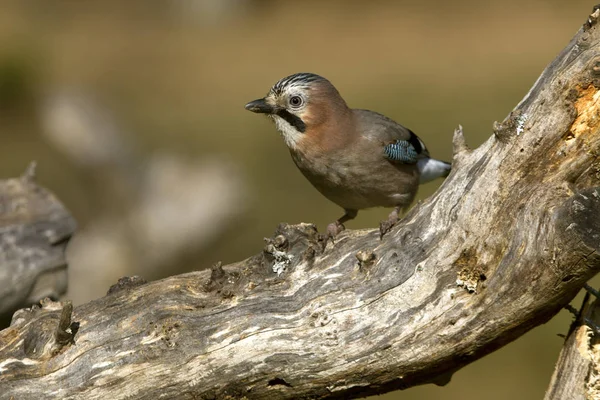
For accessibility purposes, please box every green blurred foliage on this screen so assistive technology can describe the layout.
[0,1,598,399]
[0,50,35,111]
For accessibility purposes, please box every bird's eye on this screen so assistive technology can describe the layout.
[289,96,303,108]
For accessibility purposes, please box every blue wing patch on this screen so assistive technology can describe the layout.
[384,140,419,164]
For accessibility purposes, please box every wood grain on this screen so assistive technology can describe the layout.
[2,6,600,400]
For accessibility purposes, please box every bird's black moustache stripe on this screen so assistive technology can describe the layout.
[275,109,306,133]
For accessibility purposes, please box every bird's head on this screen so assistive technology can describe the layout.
[245,73,349,150]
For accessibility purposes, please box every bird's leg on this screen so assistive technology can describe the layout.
[380,206,401,239]
[326,209,358,240]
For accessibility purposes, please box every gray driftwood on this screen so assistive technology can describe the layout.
[2,7,600,400]
[0,163,76,327]
[544,293,600,400]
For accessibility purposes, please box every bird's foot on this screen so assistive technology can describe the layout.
[326,221,345,242]
[379,208,400,239]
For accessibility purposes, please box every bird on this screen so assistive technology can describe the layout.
[245,72,451,239]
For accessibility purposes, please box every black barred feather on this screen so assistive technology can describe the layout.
[384,140,419,164]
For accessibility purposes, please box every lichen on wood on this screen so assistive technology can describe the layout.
[2,5,600,400]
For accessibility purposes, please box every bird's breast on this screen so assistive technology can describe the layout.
[289,143,419,210]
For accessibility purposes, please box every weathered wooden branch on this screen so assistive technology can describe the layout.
[0,163,76,327]
[544,292,600,400]
[2,7,600,400]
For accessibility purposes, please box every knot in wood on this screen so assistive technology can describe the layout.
[585,6,600,31]
[592,59,600,76]
[107,275,148,295]
[264,234,289,252]
[204,261,230,292]
[272,234,288,250]
[453,248,486,293]
[356,250,376,270]
[493,110,527,141]
[11,299,80,360]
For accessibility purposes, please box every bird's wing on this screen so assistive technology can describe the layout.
[353,109,429,164]
[383,140,420,163]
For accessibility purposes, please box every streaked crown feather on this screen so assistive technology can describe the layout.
[269,73,328,96]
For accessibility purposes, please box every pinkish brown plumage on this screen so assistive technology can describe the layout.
[245,73,451,239]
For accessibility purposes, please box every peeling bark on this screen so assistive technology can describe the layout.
[544,294,600,400]
[0,163,76,327]
[2,6,600,400]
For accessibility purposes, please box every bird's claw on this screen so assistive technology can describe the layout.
[379,209,400,239]
[379,220,395,239]
[326,221,345,242]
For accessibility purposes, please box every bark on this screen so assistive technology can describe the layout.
[0,163,76,327]
[2,6,600,400]
[544,293,600,400]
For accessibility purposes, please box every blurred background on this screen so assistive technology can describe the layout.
[0,0,598,398]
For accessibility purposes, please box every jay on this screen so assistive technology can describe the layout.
[245,73,451,239]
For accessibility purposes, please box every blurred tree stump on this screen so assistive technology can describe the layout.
[2,6,600,400]
[544,293,600,400]
[0,163,76,327]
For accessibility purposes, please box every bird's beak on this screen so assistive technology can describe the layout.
[245,98,274,114]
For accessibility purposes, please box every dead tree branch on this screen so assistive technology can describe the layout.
[2,6,600,400]
[545,292,600,400]
[0,163,76,327]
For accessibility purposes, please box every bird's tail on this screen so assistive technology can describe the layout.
[417,158,451,184]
